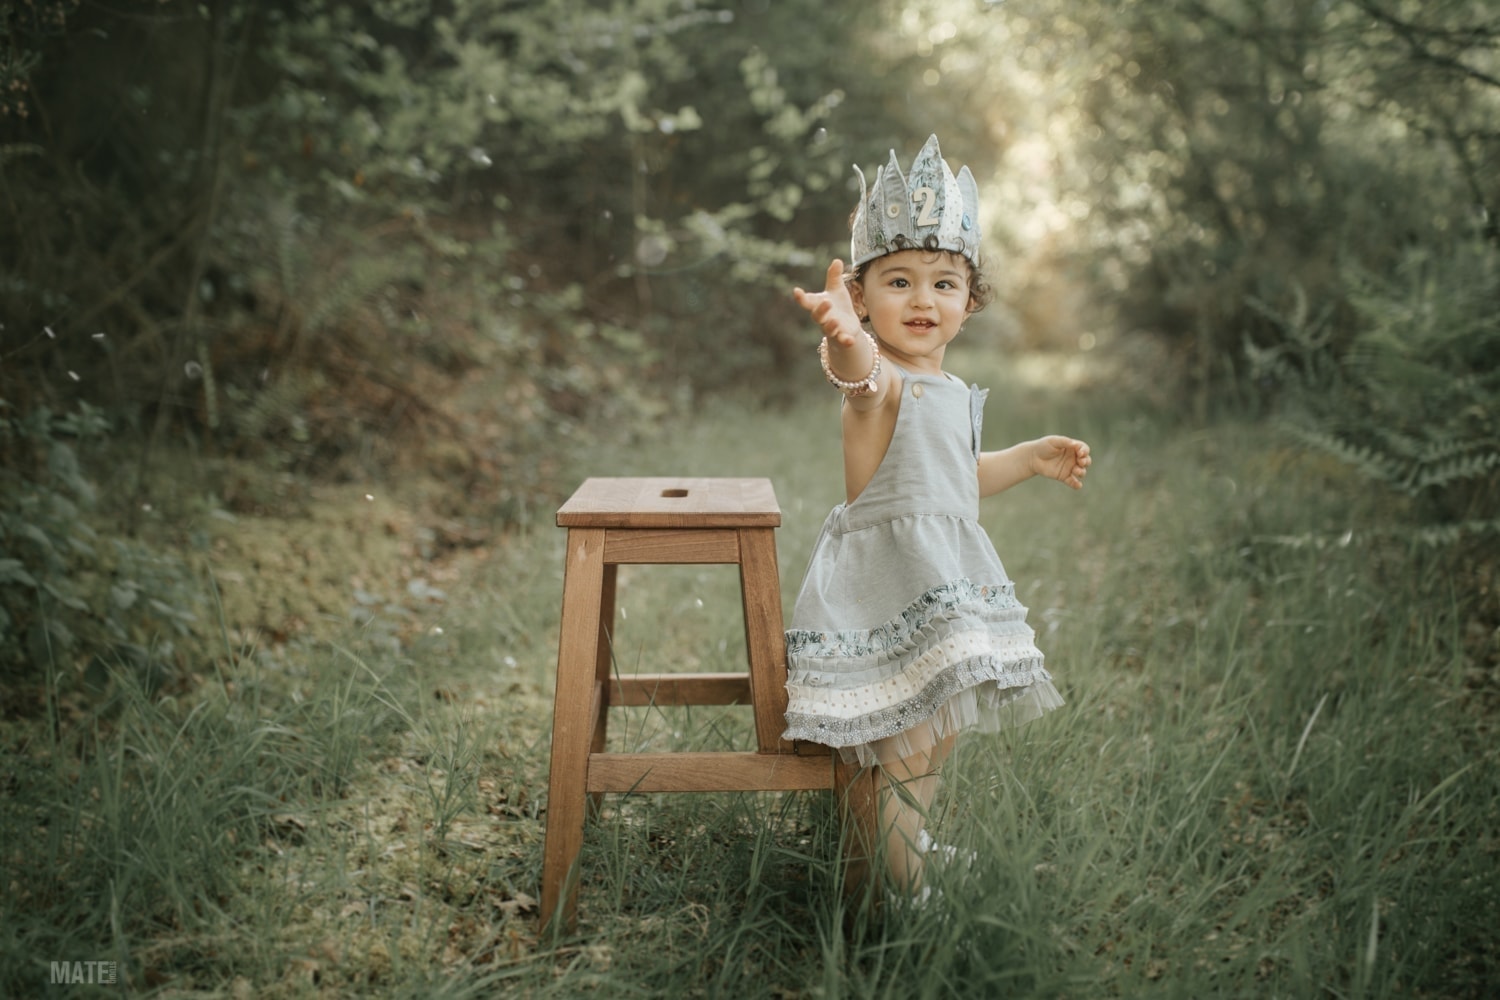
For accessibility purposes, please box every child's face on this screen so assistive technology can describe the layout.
[851,249,973,374]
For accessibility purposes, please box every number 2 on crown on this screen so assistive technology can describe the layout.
[913,186,941,226]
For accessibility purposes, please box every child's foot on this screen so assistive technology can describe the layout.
[917,829,976,868]
[885,884,940,910]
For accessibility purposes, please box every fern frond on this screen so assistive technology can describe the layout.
[1268,238,1499,562]
[1373,432,1486,465]
[1412,450,1500,492]
[1280,423,1407,484]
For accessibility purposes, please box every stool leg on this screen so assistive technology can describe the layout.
[835,754,879,905]
[588,562,618,815]
[738,526,791,754]
[541,527,607,932]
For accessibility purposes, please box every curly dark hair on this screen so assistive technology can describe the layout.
[848,232,994,314]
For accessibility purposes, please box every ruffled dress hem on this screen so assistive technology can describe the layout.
[782,575,1064,767]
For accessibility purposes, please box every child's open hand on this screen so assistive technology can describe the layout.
[793,259,863,347]
[1033,436,1092,490]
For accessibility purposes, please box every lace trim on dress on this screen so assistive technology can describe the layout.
[786,578,1022,659]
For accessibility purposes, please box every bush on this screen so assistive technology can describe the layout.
[992,0,1499,399]
[1250,235,1500,551]
[0,400,201,701]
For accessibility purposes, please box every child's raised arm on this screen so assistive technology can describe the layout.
[978,436,1091,498]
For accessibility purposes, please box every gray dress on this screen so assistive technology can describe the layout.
[783,365,1064,766]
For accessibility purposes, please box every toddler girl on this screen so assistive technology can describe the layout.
[785,134,1090,905]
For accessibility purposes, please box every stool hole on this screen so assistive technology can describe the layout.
[660,488,689,498]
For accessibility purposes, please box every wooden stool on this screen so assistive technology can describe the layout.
[539,477,863,930]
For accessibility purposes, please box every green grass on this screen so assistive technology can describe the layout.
[2,348,1495,997]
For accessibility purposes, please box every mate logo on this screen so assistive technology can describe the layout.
[50,960,118,985]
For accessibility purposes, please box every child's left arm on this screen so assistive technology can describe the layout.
[978,436,1091,497]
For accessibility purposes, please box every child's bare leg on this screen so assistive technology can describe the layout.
[875,730,957,893]
[876,762,936,891]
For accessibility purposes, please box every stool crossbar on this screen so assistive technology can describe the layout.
[540,478,858,929]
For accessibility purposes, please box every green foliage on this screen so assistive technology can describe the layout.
[1,0,900,512]
[0,0,970,475]
[0,645,408,989]
[0,400,201,690]
[1250,236,1500,548]
[995,0,1498,392]
[6,0,1494,408]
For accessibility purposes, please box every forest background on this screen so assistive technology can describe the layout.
[1,0,1497,996]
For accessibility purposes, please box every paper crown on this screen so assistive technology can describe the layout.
[850,134,982,267]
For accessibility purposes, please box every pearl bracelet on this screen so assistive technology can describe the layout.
[818,331,882,397]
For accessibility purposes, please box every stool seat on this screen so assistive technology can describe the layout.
[557,476,780,528]
[538,477,847,930]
